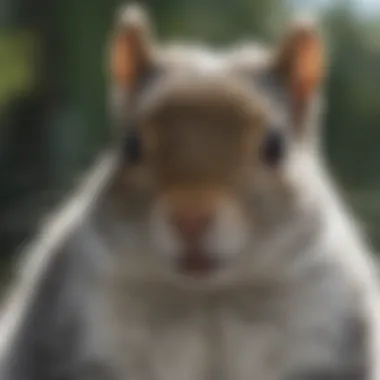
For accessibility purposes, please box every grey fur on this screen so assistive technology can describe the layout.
[0,152,119,380]
[0,148,378,380]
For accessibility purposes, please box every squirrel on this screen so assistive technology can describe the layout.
[0,4,379,380]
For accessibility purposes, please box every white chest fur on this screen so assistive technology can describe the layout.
[88,271,353,380]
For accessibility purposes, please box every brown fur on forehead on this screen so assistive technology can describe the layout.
[130,43,274,189]
[139,41,274,123]
[137,74,267,188]
[139,73,268,126]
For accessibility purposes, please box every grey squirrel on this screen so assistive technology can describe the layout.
[0,4,379,380]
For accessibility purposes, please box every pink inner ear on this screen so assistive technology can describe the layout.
[291,33,324,124]
[111,33,136,88]
[292,33,324,102]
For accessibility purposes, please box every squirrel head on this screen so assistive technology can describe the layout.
[107,4,326,281]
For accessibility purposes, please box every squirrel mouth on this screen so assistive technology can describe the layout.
[178,249,217,276]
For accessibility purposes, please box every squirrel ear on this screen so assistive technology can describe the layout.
[275,18,325,126]
[110,3,154,90]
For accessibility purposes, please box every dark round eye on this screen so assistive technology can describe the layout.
[123,129,142,165]
[261,129,284,166]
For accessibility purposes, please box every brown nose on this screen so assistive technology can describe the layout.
[171,210,213,243]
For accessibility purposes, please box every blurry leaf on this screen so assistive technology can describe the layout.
[0,30,39,110]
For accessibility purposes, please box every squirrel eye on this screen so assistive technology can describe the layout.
[261,129,284,167]
[123,129,142,165]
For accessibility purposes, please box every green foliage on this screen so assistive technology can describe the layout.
[0,30,38,108]
[148,0,289,43]
[322,3,380,189]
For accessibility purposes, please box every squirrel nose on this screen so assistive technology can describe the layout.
[171,209,214,243]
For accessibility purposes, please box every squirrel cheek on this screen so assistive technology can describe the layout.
[148,201,184,259]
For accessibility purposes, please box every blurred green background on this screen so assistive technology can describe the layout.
[0,0,380,267]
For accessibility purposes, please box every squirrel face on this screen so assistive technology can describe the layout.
[141,74,265,275]
[109,5,325,278]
